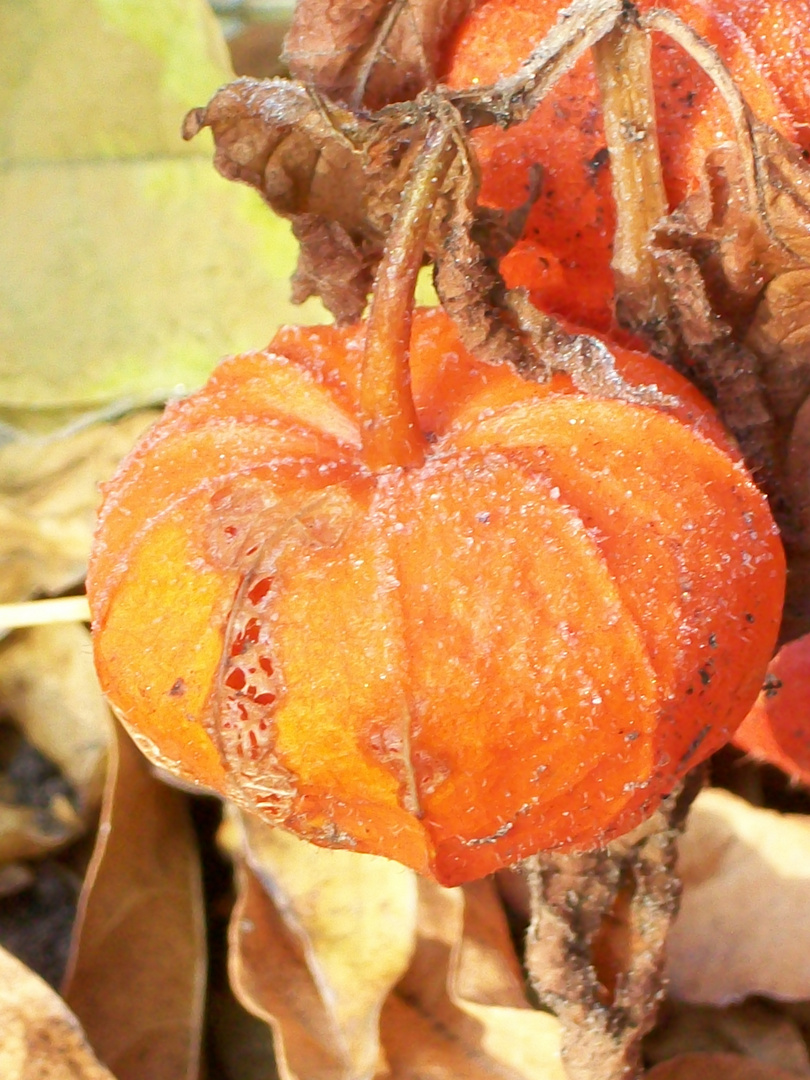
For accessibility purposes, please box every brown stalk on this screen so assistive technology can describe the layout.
[359,120,457,472]
[592,8,671,342]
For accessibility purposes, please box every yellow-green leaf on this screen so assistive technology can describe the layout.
[1,0,325,415]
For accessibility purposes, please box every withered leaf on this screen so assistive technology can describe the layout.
[381,877,564,1080]
[0,944,116,1080]
[63,722,205,1080]
[226,811,418,1080]
[0,412,157,604]
[645,1000,810,1077]
[185,76,539,367]
[225,814,563,1080]
[0,625,111,813]
[284,0,473,109]
[0,624,111,864]
[645,1053,805,1080]
[666,788,810,1005]
[2,0,327,418]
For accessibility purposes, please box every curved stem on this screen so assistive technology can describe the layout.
[360,121,457,472]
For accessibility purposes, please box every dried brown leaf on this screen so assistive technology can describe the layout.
[381,878,565,1080]
[645,1000,810,1077]
[63,721,205,1080]
[645,1052,804,1080]
[227,812,418,1080]
[0,624,112,863]
[284,0,472,108]
[0,625,111,811]
[0,412,157,604]
[225,814,563,1080]
[666,788,810,1005]
[0,943,117,1080]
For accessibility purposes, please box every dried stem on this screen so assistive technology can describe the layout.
[592,9,671,341]
[523,779,701,1080]
[453,0,624,131]
[0,595,91,632]
[360,120,457,472]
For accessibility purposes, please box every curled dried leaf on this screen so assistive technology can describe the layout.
[63,722,206,1080]
[646,1052,805,1080]
[0,944,116,1080]
[0,624,112,864]
[0,413,157,604]
[666,788,810,1005]
[381,877,565,1079]
[645,1000,810,1077]
[225,812,418,1080]
[284,0,473,109]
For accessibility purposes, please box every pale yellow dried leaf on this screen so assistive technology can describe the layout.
[0,623,112,863]
[63,722,206,1080]
[381,878,565,1080]
[230,862,346,1080]
[667,788,810,1004]
[232,813,418,1080]
[0,0,229,162]
[0,944,117,1080]
[0,803,80,865]
[646,1051,803,1080]
[1,0,326,416]
[0,412,156,603]
[0,624,112,805]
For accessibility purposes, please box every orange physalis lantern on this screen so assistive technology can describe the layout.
[87,121,784,887]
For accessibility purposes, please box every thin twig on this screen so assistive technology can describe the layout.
[0,596,91,633]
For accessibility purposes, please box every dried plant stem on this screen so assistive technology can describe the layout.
[360,120,457,472]
[0,595,91,632]
[523,780,701,1080]
[592,12,671,341]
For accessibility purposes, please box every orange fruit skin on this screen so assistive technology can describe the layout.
[733,633,810,785]
[87,308,784,885]
[441,0,810,331]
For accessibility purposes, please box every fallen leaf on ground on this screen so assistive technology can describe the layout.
[63,721,206,1080]
[0,412,157,603]
[645,1000,810,1077]
[1,0,326,418]
[381,876,565,1079]
[227,812,418,1079]
[0,624,111,812]
[645,1051,805,1080]
[0,943,117,1079]
[666,788,810,1004]
[0,624,112,863]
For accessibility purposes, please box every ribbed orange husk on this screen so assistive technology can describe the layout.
[87,308,785,885]
[734,633,810,785]
[441,0,810,332]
